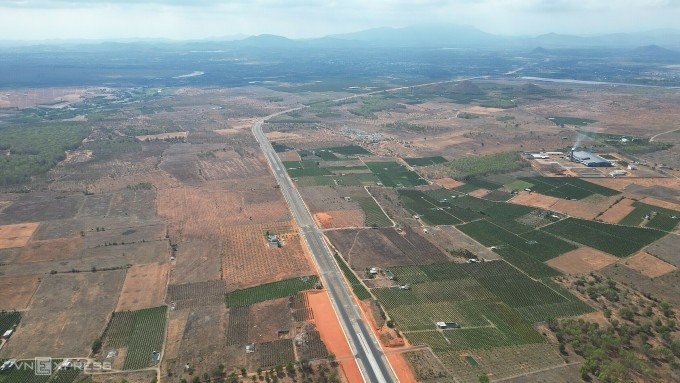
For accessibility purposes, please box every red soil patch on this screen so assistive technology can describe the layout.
[598,198,636,223]
[468,188,490,198]
[624,251,677,278]
[16,236,82,263]
[546,247,619,274]
[307,290,362,383]
[386,353,417,383]
[433,178,464,189]
[510,192,560,210]
[315,210,364,229]
[0,275,40,310]
[0,222,39,249]
[640,197,680,212]
[116,262,170,311]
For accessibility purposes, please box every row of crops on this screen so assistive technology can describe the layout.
[355,196,393,227]
[334,256,371,300]
[365,162,428,187]
[518,176,620,199]
[227,275,319,307]
[0,359,79,383]
[100,306,167,370]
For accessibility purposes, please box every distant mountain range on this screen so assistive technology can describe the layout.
[2,24,680,52]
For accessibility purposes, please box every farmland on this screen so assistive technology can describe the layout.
[430,151,529,181]
[99,306,168,370]
[547,116,597,126]
[0,312,21,335]
[404,156,448,167]
[542,217,667,257]
[518,176,620,199]
[365,162,428,187]
[226,275,319,307]
[618,201,680,231]
[334,255,371,300]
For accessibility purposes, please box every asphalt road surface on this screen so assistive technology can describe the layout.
[253,109,396,383]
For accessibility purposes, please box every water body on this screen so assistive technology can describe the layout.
[520,76,680,90]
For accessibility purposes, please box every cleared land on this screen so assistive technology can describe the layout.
[116,262,170,311]
[598,197,636,223]
[15,236,82,263]
[624,251,677,278]
[645,234,680,267]
[0,222,39,249]
[0,275,41,310]
[546,247,619,274]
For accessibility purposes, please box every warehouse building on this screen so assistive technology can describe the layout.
[571,151,612,167]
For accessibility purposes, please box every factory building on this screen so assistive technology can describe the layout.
[571,151,612,167]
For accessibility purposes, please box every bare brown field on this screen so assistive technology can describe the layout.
[136,131,188,141]
[326,227,448,269]
[639,197,680,211]
[157,187,289,240]
[169,239,223,285]
[221,222,313,290]
[88,169,182,193]
[597,197,636,223]
[299,185,359,213]
[587,177,680,193]
[624,251,677,278]
[462,106,505,114]
[546,247,619,274]
[0,275,41,310]
[163,310,190,360]
[116,262,169,311]
[510,192,561,210]
[248,298,293,344]
[0,193,84,225]
[511,192,616,220]
[433,177,464,189]
[424,225,500,261]
[469,188,490,198]
[315,210,364,229]
[0,271,125,359]
[278,150,301,161]
[89,371,158,383]
[0,222,39,249]
[646,234,680,267]
[198,150,270,180]
[15,236,82,263]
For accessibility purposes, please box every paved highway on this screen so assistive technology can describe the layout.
[253,109,396,383]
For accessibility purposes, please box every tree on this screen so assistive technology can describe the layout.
[478,374,490,383]
[91,338,102,353]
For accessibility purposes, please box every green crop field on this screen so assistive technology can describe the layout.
[618,201,680,232]
[100,306,167,370]
[366,162,428,187]
[0,359,76,383]
[403,156,448,167]
[542,218,667,257]
[312,149,340,161]
[334,172,380,186]
[372,262,564,353]
[0,312,21,335]
[355,196,392,227]
[334,255,371,300]
[282,160,331,178]
[227,276,319,307]
[547,116,597,126]
[519,177,619,199]
[444,151,529,180]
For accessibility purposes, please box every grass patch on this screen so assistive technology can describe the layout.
[334,255,371,300]
[227,276,319,307]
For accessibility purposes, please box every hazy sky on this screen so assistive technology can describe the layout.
[0,0,678,41]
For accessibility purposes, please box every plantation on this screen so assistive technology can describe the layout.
[0,122,91,185]
[355,196,392,227]
[404,156,448,167]
[100,306,167,370]
[618,201,680,232]
[227,275,319,307]
[282,160,331,177]
[0,312,21,334]
[0,359,77,383]
[443,151,529,180]
[542,218,667,257]
[366,162,428,187]
[519,177,620,199]
[334,255,371,300]
[547,116,597,126]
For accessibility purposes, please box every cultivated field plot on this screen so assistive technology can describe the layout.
[298,185,359,213]
[0,193,83,225]
[365,162,428,187]
[221,223,313,290]
[314,210,365,229]
[197,150,270,181]
[157,186,290,240]
[226,306,249,346]
[601,264,680,306]
[618,201,680,231]
[75,193,114,218]
[116,262,169,311]
[438,343,565,383]
[624,251,676,278]
[457,219,575,277]
[15,237,82,263]
[404,156,448,167]
[100,306,167,370]
[646,234,680,267]
[546,247,619,274]
[227,275,319,307]
[248,339,296,370]
[0,275,41,310]
[169,239,222,284]
[518,176,620,200]
[81,240,169,269]
[0,312,21,335]
[296,327,329,360]
[0,222,39,249]
[166,280,227,310]
[374,261,592,332]
[598,197,636,223]
[542,218,667,257]
[158,143,206,185]
[247,298,294,344]
[0,358,80,383]
[0,271,126,359]
[107,189,157,221]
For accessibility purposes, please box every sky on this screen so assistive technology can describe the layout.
[0,0,678,41]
